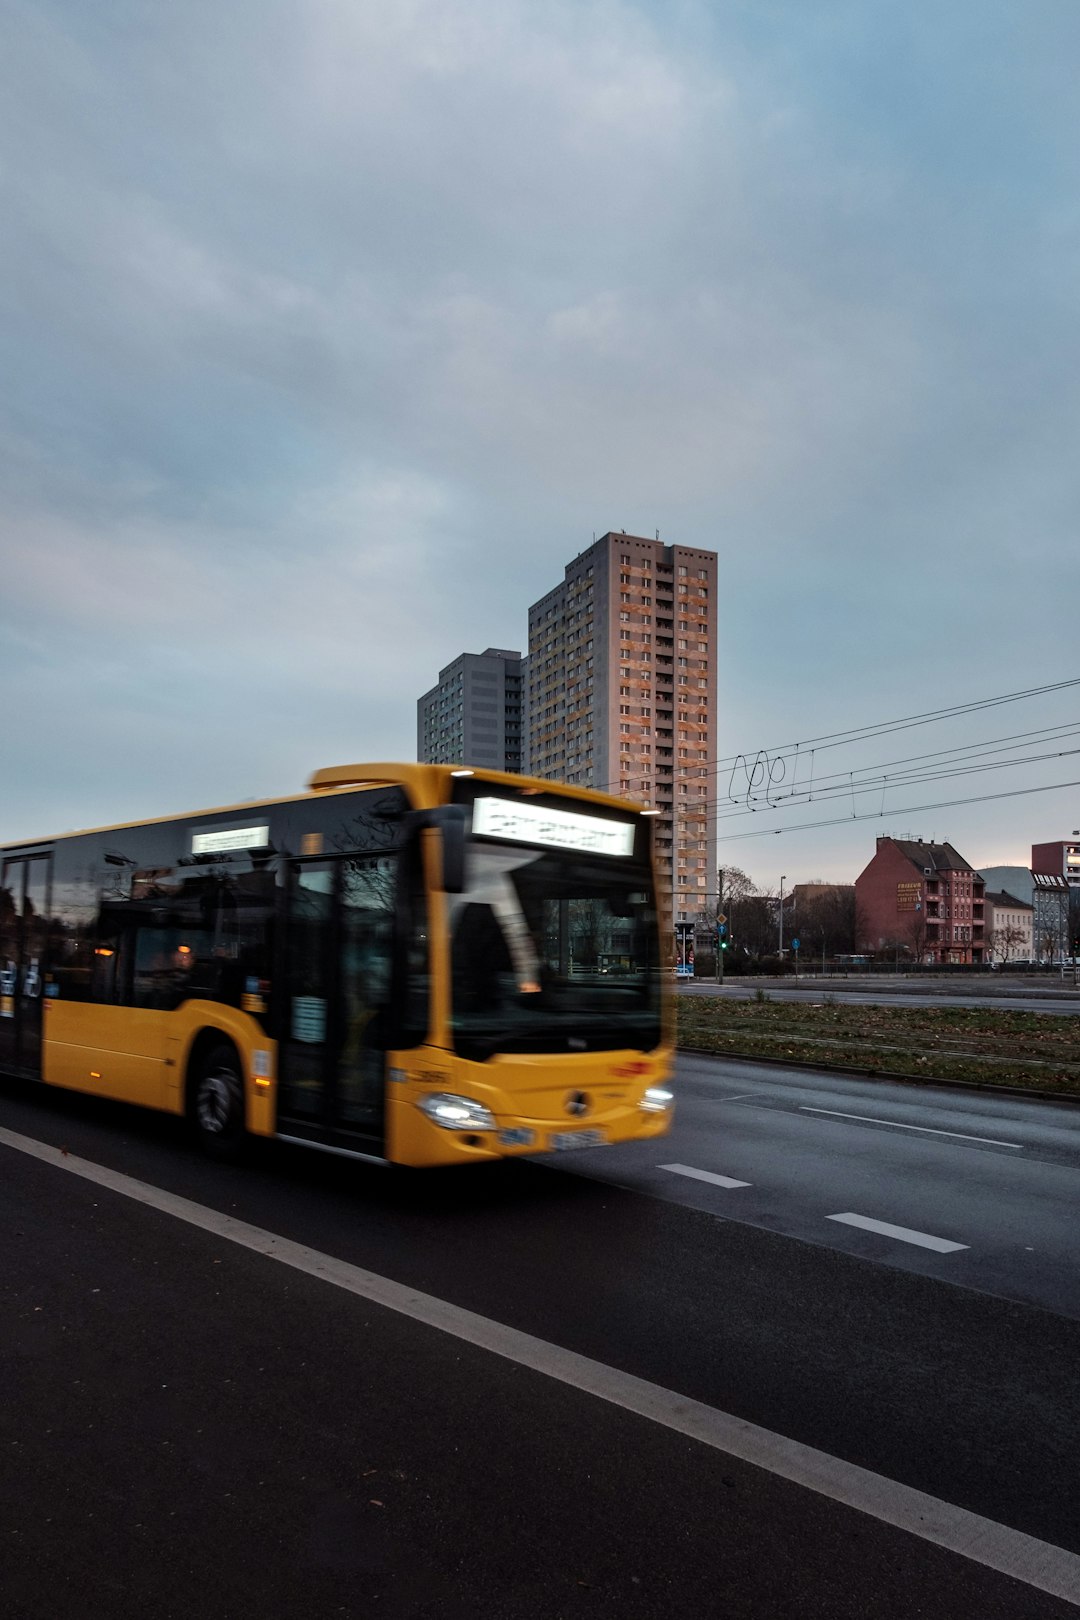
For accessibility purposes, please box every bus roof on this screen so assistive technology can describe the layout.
[1,763,648,852]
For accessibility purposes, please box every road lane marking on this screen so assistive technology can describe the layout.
[2,1124,1077,1608]
[800,1107,1023,1150]
[659,1163,751,1189]
[827,1213,969,1254]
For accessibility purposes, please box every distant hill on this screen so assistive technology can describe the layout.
[978,866,1033,904]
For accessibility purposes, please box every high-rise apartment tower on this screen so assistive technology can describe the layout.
[526,533,717,917]
[417,648,524,773]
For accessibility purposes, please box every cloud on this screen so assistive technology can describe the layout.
[1,1,1077,871]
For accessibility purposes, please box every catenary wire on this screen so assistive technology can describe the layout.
[712,777,1080,843]
[590,675,1080,793]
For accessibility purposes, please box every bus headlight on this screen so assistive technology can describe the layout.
[417,1093,497,1131]
[640,1087,674,1114]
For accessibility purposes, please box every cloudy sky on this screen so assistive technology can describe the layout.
[2,0,1077,884]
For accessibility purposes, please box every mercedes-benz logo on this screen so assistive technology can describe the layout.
[565,1091,591,1117]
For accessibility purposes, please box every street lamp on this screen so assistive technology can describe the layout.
[779,875,786,956]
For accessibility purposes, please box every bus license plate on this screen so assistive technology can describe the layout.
[549,1128,607,1152]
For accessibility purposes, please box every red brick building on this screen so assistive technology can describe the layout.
[1032,839,1080,894]
[854,837,985,965]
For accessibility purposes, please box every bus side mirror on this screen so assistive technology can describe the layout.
[405,805,469,894]
[435,806,469,894]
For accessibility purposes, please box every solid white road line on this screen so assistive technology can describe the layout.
[3,1125,1078,1607]
[801,1106,1023,1150]
[659,1162,751,1189]
[828,1212,970,1254]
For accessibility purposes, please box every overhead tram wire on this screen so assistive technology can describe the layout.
[668,741,1080,859]
[716,720,1080,809]
[713,776,1080,843]
[593,674,1080,796]
[591,674,1080,865]
[709,737,1080,826]
[662,722,1080,849]
[702,675,1080,775]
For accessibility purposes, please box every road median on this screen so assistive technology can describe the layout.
[677,993,1080,1098]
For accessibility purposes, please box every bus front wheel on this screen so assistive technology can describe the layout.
[192,1043,246,1159]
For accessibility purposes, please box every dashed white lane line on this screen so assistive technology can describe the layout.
[4,1126,1080,1605]
[800,1107,1023,1150]
[659,1163,751,1189]
[828,1213,970,1254]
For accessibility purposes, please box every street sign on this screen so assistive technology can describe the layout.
[717,913,727,925]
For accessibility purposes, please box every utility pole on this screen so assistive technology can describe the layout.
[779,875,786,958]
[717,868,724,985]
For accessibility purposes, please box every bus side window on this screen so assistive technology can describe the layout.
[91,939,120,1003]
[132,928,196,1010]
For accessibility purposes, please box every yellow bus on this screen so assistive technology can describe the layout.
[0,764,673,1166]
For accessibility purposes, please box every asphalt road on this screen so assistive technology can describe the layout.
[679,979,1080,1014]
[3,1062,1080,1618]
[542,1054,1080,1320]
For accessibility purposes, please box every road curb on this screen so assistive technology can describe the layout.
[676,1045,1080,1107]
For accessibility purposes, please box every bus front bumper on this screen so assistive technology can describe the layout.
[384,1047,674,1167]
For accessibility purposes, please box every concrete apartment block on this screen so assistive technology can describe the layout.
[526,532,718,920]
[417,648,524,773]
[1032,839,1080,891]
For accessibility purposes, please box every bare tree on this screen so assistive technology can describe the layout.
[985,923,1026,967]
[795,887,857,962]
[715,867,779,962]
[907,908,931,964]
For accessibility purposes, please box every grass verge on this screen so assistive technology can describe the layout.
[676,994,1080,1096]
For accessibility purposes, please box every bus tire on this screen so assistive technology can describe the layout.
[192,1042,246,1159]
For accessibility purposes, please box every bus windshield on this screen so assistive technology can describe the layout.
[448,841,662,1061]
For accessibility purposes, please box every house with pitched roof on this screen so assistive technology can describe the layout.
[854,836,985,965]
[982,891,1034,964]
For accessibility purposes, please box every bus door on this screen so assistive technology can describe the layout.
[277,856,396,1151]
[0,854,51,1078]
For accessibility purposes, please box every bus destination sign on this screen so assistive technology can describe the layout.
[191,824,270,856]
[471,797,635,857]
